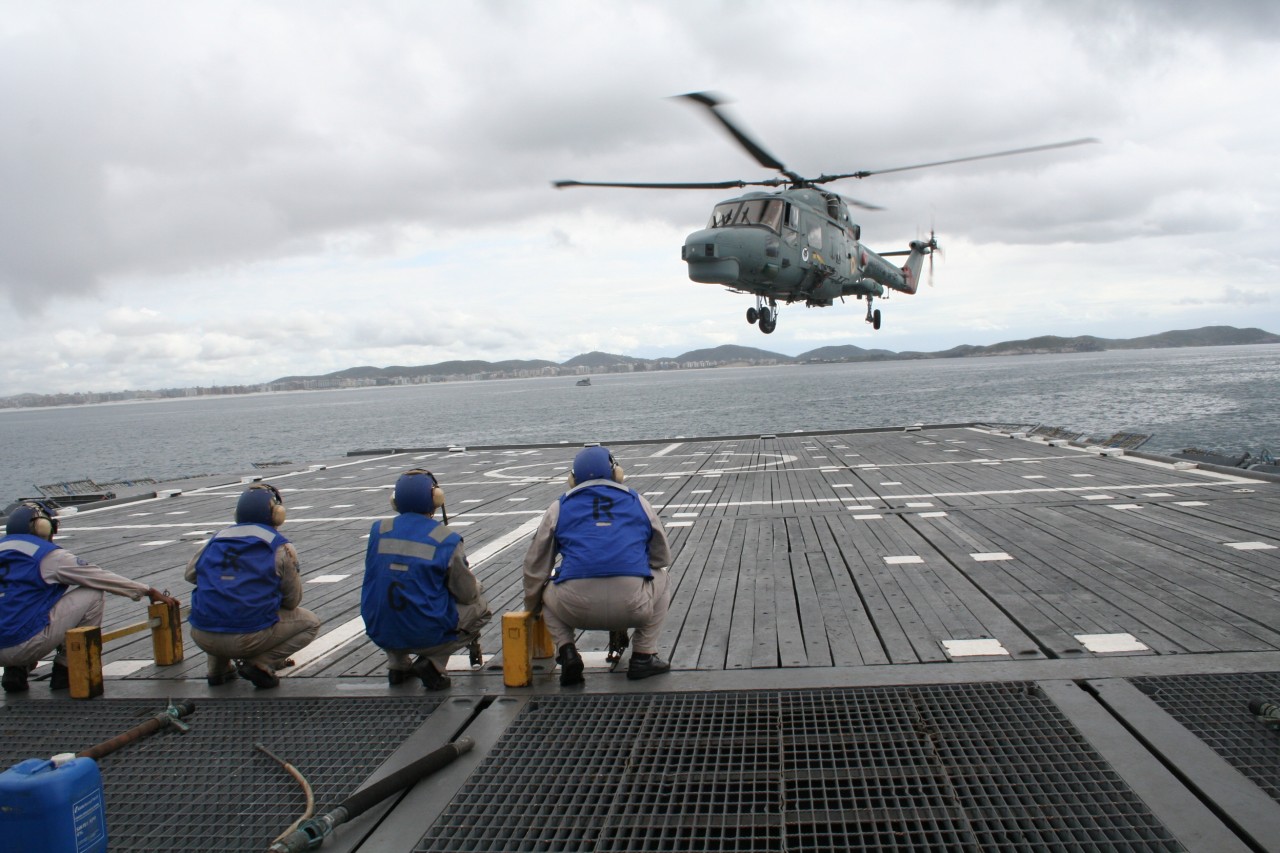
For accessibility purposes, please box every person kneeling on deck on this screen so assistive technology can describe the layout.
[522,446,672,686]
[361,469,491,690]
[0,502,179,694]
[186,484,321,689]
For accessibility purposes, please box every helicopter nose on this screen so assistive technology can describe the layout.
[682,229,744,284]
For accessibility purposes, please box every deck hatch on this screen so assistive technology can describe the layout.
[1131,671,1280,804]
[416,684,1180,851]
[0,696,443,852]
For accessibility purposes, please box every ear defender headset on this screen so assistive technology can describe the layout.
[235,483,287,527]
[568,446,625,488]
[5,502,58,540]
[391,469,447,522]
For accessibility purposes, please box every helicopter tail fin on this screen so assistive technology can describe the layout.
[896,234,939,295]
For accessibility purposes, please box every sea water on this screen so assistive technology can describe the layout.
[2,345,1276,505]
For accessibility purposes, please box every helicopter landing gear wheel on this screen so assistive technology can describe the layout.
[746,307,758,324]
[872,308,881,330]
[758,306,776,334]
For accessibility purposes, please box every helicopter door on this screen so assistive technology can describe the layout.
[782,203,800,246]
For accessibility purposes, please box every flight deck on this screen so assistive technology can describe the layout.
[3,425,1278,851]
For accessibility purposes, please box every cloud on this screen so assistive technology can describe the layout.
[0,0,1277,396]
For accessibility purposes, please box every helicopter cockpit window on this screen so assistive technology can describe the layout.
[708,199,784,232]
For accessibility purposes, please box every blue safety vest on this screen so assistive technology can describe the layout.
[189,523,287,634]
[361,514,462,650]
[553,481,652,583]
[0,534,66,648]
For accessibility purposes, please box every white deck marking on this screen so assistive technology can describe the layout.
[1225,541,1276,550]
[918,512,947,518]
[853,514,882,520]
[885,555,923,565]
[1076,633,1149,653]
[943,639,1009,658]
[308,574,350,584]
[103,660,153,677]
[1176,501,1208,507]
[972,552,1013,562]
[287,515,546,675]
[1108,504,1143,510]
[651,443,683,457]
[667,521,694,528]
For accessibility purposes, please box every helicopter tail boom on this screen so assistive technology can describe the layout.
[874,235,938,295]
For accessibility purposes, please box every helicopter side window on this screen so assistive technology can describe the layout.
[807,220,822,250]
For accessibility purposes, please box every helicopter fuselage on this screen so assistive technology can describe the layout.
[680,188,926,313]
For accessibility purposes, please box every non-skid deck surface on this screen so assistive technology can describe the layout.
[49,425,1280,680]
[6,425,1280,851]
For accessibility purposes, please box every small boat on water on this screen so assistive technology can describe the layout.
[575,377,591,386]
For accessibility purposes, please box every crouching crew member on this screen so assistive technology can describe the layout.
[361,469,491,690]
[1,502,178,694]
[186,484,320,689]
[522,446,672,686]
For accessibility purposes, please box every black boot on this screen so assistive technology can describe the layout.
[2,666,29,694]
[207,657,238,686]
[411,657,451,691]
[387,668,412,686]
[48,662,70,691]
[236,660,280,689]
[556,643,584,687]
[627,652,670,681]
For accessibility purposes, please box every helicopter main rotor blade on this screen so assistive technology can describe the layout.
[676,92,802,181]
[828,138,1099,181]
[553,178,785,190]
[832,192,884,212]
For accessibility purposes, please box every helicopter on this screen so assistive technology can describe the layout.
[555,92,1096,334]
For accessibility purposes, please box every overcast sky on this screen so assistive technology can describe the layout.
[1,0,1277,396]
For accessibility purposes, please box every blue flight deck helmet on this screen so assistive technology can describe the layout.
[393,469,443,515]
[5,501,57,539]
[570,446,622,487]
[235,483,286,527]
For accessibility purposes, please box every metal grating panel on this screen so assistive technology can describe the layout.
[417,684,1181,852]
[1131,671,1280,803]
[0,696,443,852]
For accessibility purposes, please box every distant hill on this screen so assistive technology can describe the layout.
[4,325,1276,411]
[673,345,790,363]
[264,325,1280,385]
[561,351,650,368]
[798,344,898,361]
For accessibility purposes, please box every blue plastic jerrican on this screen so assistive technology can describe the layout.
[0,754,108,853]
